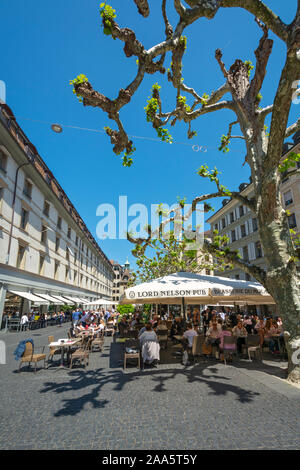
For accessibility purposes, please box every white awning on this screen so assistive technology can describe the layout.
[33,293,65,304]
[83,298,117,306]
[50,295,75,304]
[63,296,87,303]
[9,290,49,304]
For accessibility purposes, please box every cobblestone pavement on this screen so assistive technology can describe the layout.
[0,326,299,450]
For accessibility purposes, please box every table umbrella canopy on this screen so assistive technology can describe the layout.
[121,272,274,305]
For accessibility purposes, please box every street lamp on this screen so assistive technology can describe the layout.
[51,124,63,134]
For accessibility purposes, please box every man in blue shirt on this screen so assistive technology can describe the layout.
[104,310,111,323]
[72,309,81,326]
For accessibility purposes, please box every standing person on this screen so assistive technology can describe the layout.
[20,313,29,331]
[72,309,80,327]
[58,311,64,327]
[202,309,211,336]
[183,323,198,349]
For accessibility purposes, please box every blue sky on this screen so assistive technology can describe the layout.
[1,0,298,269]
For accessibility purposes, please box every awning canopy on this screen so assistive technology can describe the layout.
[9,290,49,304]
[122,272,274,305]
[33,293,65,304]
[83,298,117,306]
[50,295,75,304]
[63,296,87,304]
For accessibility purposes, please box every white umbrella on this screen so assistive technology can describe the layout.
[122,272,274,306]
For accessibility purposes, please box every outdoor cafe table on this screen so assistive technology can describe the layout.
[48,338,81,369]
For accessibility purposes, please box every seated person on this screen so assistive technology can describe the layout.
[183,323,198,349]
[232,321,248,354]
[156,319,168,333]
[264,320,280,354]
[205,321,222,349]
[243,315,253,334]
[139,323,160,368]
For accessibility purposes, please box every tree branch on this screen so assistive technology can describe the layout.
[249,18,273,98]
[162,0,174,39]
[286,118,300,139]
[203,238,267,285]
[133,0,150,17]
[219,0,289,42]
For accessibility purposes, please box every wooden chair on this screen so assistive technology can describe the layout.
[47,335,61,363]
[124,339,140,370]
[189,335,205,363]
[127,329,139,339]
[91,330,105,352]
[156,329,168,349]
[70,336,90,369]
[246,334,262,361]
[19,342,46,373]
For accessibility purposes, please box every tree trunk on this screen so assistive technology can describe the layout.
[267,276,300,383]
[257,163,300,383]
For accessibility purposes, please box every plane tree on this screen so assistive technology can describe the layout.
[70,0,300,382]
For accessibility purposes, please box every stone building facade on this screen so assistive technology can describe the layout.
[0,103,114,324]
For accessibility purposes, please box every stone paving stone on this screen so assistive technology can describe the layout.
[0,326,300,449]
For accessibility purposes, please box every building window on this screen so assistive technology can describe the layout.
[235,274,240,280]
[0,187,3,211]
[43,200,50,217]
[230,212,234,224]
[239,206,244,217]
[67,226,71,239]
[288,213,297,229]
[252,218,258,232]
[74,271,77,283]
[221,218,226,229]
[55,236,60,252]
[240,224,246,238]
[75,235,78,246]
[242,246,249,261]
[245,273,251,281]
[74,252,77,264]
[20,208,29,230]
[23,179,32,199]
[57,216,62,229]
[39,255,45,275]
[0,149,7,173]
[54,262,59,280]
[255,241,262,259]
[41,225,47,244]
[283,190,293,206]
[231,229,236,242]
[65,267,70,282]
[16,244,26,269]
[66,249,69,262]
